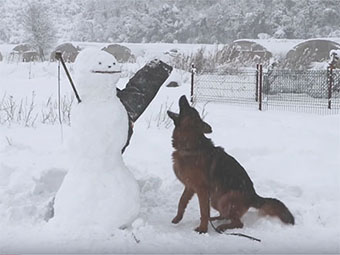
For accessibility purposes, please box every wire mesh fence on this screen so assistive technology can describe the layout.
[262,69,340,114]
[194,69,258,106]
[193,67,340,114]
[331,69,340,110]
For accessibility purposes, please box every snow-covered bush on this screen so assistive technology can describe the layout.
[170,47,218,73]
[0,93,73,127]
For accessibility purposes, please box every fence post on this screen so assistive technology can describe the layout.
[258,64,263,111]
[190,63,195,104]
[327,64,333,110]
[255,64,259,102]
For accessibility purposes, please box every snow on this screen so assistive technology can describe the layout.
[1,43,340,254]
[330,49,340,59]
[51,48,140,234]
[0,44,16,57]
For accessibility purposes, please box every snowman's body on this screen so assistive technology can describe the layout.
[52,49,140,233]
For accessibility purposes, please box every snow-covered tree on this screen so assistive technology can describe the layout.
[21,1,56,60]
[2,0,340,44]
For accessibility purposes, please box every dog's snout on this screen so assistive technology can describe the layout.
[179,95,190,110]
[108,65,112,68]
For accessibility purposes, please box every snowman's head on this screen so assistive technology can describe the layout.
[75,48,121,74]
[74,48,121,100]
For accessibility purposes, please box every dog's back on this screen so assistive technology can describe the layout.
[209,146,256,195]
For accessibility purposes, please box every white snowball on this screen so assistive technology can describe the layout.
[74,48,122,102]
[132,217,145,230]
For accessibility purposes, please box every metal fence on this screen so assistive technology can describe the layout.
[193,69,257,104]
[192,65,340,114]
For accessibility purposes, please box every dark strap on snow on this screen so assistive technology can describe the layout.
[209,220,261,242]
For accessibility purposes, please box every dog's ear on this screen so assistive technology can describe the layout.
[202,121,212,134]
[167,111,179,126]
[179,95,190,111]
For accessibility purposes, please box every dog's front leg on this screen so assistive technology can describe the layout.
[195,188,210,234]
[172,187,194,224]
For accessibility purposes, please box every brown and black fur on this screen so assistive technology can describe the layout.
[167,95,294,234]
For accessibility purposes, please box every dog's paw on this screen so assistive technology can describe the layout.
[216,225,226,233]
[194,226,208,234]
[171,215,182,224]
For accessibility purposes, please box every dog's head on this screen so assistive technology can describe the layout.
[167,95,212,135]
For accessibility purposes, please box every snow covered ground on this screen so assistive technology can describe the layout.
[1,45,340,253]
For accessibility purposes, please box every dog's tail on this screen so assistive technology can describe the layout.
[251,194,295,225]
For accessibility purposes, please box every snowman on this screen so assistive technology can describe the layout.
[51,48,140,233]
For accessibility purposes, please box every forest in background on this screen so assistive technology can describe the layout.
[1,0,340,45]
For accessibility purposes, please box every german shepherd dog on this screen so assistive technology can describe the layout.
[167,95,294,233]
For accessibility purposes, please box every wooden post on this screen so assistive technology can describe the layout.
[327,65,333,110]
[259,64,263,111]
[255,64,259,102]
[58,60,62,125]
[190,63,195,104]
